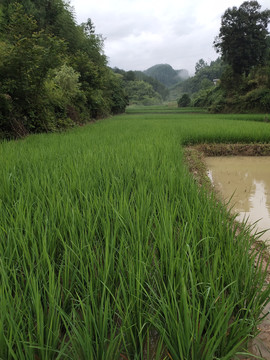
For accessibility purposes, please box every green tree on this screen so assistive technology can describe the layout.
[44,64,82,109]
[177,94,191,107]
[180,58,224,95]
[195,59,208,74]
[1,0,81,52]
[124,80,162,105]
[104,71,129,114]
[133,71,169,100]
[214,1,270,75]
[124,70,136,82]
[0,3,65,135]
[0,1,128,138]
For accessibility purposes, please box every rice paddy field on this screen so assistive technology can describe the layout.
[1,107,270,359]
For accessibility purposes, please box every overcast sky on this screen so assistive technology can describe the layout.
[69,0,270,75]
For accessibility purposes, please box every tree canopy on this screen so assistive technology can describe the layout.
[113,68,169,104]
[214,1,270,75]
[0,0,128,138]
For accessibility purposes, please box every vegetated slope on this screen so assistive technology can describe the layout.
[144,63,189,87]
[182,3,270,113]
[112,67,169,104]
[0,111,270,359]
[169,58,225,101]
[0,1,128,139]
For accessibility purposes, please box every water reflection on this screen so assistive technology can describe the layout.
[206,156,270,243]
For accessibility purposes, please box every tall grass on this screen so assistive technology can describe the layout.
[0,111,270,359]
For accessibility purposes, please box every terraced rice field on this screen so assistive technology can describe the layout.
[0,107,270,359]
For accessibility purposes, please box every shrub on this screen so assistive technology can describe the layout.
[178,94,191,107]
[242,88,270,112]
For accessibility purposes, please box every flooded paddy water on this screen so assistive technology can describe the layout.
[206,156,270,359]
[206,156,270,244]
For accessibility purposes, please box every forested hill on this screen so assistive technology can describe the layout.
[0,1,128,138]
[144,64,189,87]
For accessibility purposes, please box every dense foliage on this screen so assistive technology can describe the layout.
[208,1,270,112]
[177,1,270,113]
[183,58,224,94]
[214,1,270,75]
[0,1,128,138]
[171,58,225,102]
[188,62,270,113]
[113,67,168,105]
[177,93,191,107]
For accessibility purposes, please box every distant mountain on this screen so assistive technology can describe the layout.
[144,64,189,87]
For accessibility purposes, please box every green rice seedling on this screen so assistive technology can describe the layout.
[0,108,270,359]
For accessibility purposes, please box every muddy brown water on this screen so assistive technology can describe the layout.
[206,156,270,244]
[206,156,270,359]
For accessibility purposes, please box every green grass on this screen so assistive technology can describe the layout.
[0,109,270,359]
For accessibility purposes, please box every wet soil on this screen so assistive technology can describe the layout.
[191,143,270,157]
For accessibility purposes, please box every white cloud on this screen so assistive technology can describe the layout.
[69,0,270,74]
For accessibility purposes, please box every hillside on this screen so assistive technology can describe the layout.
[144,64,189,87]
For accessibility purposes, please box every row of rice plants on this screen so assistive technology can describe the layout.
[0,112,270,359]
[126,105,208,114]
